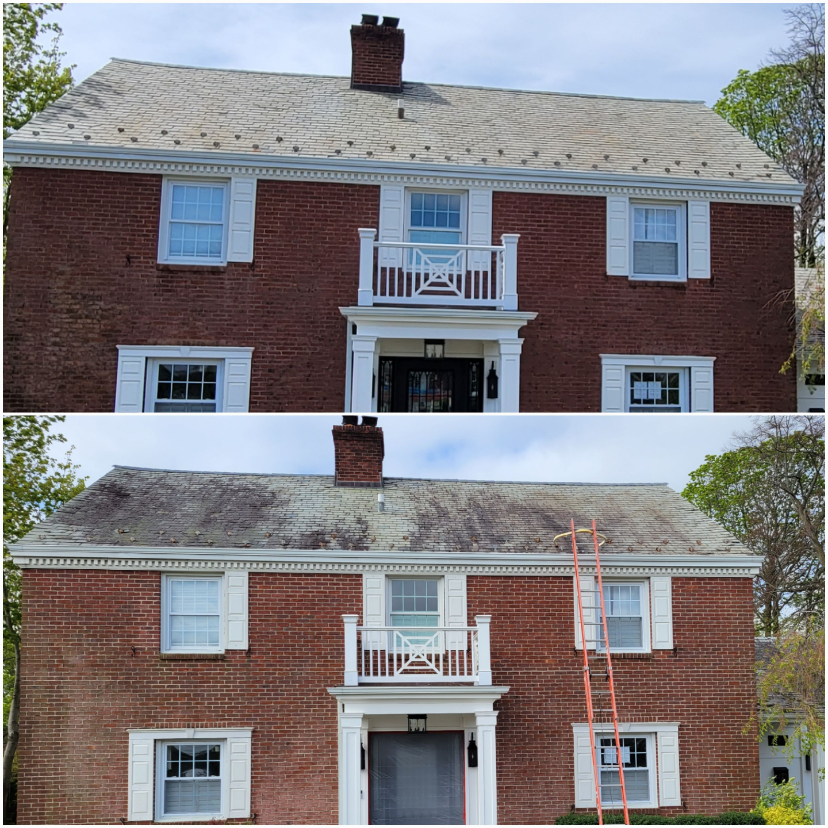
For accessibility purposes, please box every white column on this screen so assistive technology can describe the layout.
[498,339,524,413]
[475,711,499,825]
[358,229,376,306]
[339,713,364,825]
[350,335,377,413]
[500,233,519,311]
[343,614,359,687]
[475,615,492,686]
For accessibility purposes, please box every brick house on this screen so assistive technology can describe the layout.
[3,16,802,414]
[10,418,765,824]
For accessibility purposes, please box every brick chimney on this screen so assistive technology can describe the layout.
[350,14,404,93]
[333,416,385,487]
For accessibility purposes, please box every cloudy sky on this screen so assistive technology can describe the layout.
[52,414,760,493]
[55,3,796,106]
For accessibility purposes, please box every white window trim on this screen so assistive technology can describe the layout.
[626,366,689,414]
[158,177,231,266]
[404,188,468,246]
[572,722,680,810]
[161,573,225,654]
[145,357,225,414]
[128,728,252,823]
[629,200,687,283]
[115,345,253,413]
[600,354,715,413]
[156,738,224,821]
[597,579,651,654]
[385,576,445,626]
[596,731,657,809]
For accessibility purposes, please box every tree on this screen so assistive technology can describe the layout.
[3,3,74,246]
[714,5,825,267]
[3,416,85,823]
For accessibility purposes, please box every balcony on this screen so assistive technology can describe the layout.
[358,229,519,311]
[342,614,493,686]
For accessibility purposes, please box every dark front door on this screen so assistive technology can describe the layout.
[379,358,484,413]
[368,732,465,825]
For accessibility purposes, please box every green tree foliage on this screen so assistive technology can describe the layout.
[3,3,74,244]
[3,416,85,822]
[714,5,825,267]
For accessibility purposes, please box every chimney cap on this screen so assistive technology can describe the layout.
[381,16,400,28]
[361,13,380,25]
[342,415,359,426]
[362,416,378,427]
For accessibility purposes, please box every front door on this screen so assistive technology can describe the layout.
[368,732,465,825]
[378,358,484,413]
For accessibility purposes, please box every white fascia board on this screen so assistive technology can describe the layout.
[118,345,254,358]
[9,545,763,576]
[341,306,537,341]
[128,727,253,739]
[2,140,804,202]
[328,685,510,717]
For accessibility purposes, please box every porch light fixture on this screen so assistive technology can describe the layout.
[408,715,427,734]
[424,340,444,359]
[486,362,499,399]
[361,742,366,770]
[467,734,478,767]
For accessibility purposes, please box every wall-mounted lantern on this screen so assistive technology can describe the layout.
[467,734,478,767]
[407,715,427,733]
[486,362,499,399]
[361,742,366,770]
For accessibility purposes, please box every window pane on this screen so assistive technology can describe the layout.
[633,241,678,276]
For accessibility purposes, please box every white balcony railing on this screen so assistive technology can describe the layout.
[358,229,519,310]
[342,614,493,686]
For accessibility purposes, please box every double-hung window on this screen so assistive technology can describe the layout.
[389,578,441,649]
[159,180,229,265]
[161,742,222,817]
[598,735,654,806]
[596,582,649,652]
[407,191,466,272]
[627,368,687,413]
[162,576,222,653]
[149,360,222,413]
[631,203,686,281]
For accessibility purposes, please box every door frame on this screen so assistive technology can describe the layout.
[379,357,484,413]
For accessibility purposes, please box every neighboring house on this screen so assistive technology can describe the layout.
[794,267,825,413]
[755,637,825,824]
[9,418,766,824]
[3,16,801,414]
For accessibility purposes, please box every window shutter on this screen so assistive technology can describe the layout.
[606,196,630,276]
[574,730,597,808]
[115,354,147,412]
[128,734,155,822]
[650,577,673,649]
[687,200,711,279]
[223,356,253,413]
[227,177,257,263]
[574,576,596,649]
[690,364,715,412]
[657,730,682,806]
[225,571,248,650]
[444,573,467,649]
[378,184,405,269]
[363,573,386,650]
[467,188,493,272]
[601,363,625,413]
[226,735,252,818]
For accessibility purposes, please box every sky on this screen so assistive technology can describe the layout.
[53,2,798,107]
[52,413,762,493]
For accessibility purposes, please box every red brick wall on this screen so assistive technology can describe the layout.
[333,423,385,485]
[4,169,795,412]
[467,575,759,823]
[18,569,758,824]
[350,23,404,90]
[492,192,796,412]
[17,569,362,825]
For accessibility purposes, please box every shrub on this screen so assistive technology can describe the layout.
[717,811,767,825]
[554,813,764,826]
[756,779,812,825]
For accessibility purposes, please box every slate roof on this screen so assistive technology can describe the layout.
[5,58,795,187]
[14,465,753,556]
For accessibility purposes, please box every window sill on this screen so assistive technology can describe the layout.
[156,263,228,273]
[585,651,654,660]
[627,276,687,285]
[159,652,226,661]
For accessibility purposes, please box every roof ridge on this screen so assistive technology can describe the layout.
[104,57,706,105]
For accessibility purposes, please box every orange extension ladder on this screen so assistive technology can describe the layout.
[556,519,630,826]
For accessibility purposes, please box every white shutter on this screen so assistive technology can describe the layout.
[227,177,257,263]
[690,364,715,412]
[687,200,711,279]
[226,735,252,818]
[606,196,630,276]
[363,573,386,650]
[467,188,493,272]
[114,354,146,412]
[223,356,252,413]
[444,573,467,650]
[225,571,248,650]
[601,363,625,413]
[128,734,155,822]
[657,730,682,806]
[574,730,597,808]
[650,577,673,649]
[574,576,596,650]
[378,184,405,269]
